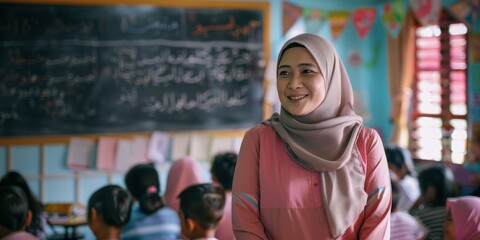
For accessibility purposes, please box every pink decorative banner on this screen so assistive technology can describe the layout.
[283,2,303,35]
[410,0,442,26]
[353,7,377,38]
[448,0,479,28]
[302,8,327,34]
[379,0,406,38]
[329,11,350,40]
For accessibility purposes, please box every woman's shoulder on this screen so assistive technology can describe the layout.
[244,123,276,138]
[357,126,381,142]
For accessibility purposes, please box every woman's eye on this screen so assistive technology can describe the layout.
[302,69,314,74]
[278,71,289,76]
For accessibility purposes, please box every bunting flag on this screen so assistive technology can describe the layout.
[283,2,303,35]
[353,7,377,38]
[379,0,406,38]
[303,8,327,34]
[410,0,443,26]
[329,11,350,39]
[448,0,479,28]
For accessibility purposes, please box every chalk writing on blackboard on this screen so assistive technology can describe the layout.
[0,3,267,136]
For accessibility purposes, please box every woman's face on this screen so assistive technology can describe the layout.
[277,47,326,116]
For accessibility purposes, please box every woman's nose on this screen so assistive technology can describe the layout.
[288,74,303,89]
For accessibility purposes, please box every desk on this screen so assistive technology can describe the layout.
[47,215,87,240]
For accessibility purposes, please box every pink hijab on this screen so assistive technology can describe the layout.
[265,33,366,238]
[446,196,480,240]
[164,156,204,213]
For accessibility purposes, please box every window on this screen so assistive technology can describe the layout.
[411,10,468,164]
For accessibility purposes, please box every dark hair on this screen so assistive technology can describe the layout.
[178,183,225,231]
[211,152,238,190]
[87,185,131,228]
[418,165,455,207]
[0,185,29,231]
[390,180,400,212]
[384,145,417,177]
[0,171,44,236]
[125,163,164,215]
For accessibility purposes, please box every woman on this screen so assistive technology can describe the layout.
[0,171,46,239]
[122,164,181,240]
[232,33,391,239]
[443,196,480,240]
[88,185,132,240]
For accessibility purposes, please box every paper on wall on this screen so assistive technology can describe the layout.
[171,134,190,161]
[67,137,95,170]
[189,134,210,161]
[147,132,171,163]
[96,137,117,171]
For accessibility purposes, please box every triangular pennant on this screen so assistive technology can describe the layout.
[283,2,303,35]
[410,0,443,26]
[379,0,406,38]
[303,8,327,33]
[329,11,350,40]
[448,0,479,28]
[353,7,377,38]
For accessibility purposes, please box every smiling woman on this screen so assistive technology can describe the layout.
[232,33,391,240]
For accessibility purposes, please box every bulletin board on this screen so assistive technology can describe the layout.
[0,0,270,143]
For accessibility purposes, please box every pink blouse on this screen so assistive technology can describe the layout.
[232,124,391,240]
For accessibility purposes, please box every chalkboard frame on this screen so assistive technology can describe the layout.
[0,0,270,144]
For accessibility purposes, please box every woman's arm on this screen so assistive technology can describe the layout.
[232,127,269,240]
[359,129,392,239]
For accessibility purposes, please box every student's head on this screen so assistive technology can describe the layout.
[277,33,352,118]
[0,185,31,237]
[210,152,237,191]
[444,196,480,240]
[178,183,225,239]
[418,165,455,206]
[385,144,417,180]
[125,163,163,215]
[390,180,400,212]
[0,171,41,235]
[87,185,131,237]
[164,156,203,213]
[0,171,40,208]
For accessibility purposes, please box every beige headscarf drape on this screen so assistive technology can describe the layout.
[265,33,367,238]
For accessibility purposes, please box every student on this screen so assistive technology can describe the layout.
[87,185,132,240]
[390,181,425,240]
[210,152,237,240]
[178,183,225,240]
[164,156,204,213]
[444,196,480,240]
[0,185,38,240]
[232,33,391,239]
[410,165,456,240]
[122,163,181,240]
[385,144,421,211]
[0,171,46,239]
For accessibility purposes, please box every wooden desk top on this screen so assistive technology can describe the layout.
[48,215,87,227]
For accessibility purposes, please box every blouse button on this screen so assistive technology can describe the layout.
[313,183,318,187]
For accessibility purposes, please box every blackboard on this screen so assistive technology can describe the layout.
[0,1,268,137]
